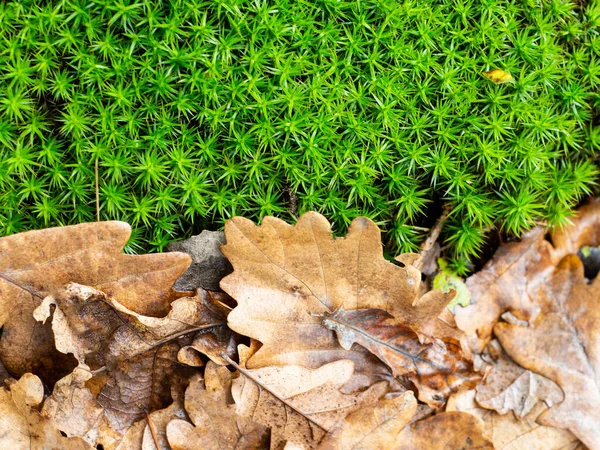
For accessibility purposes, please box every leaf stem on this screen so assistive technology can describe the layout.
[221,354,329,431]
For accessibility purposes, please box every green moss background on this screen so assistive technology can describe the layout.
[1,0,599,271]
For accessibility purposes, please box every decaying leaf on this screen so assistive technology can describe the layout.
[447,389,584,450]
[0,221,191,383]
[33,283,233,444]
[221,213,459,391]
[453,228,550,352]
[318,391,417,449]
[494,255,600,449]
[475,340,563,419]
[229,346,389,449]
[0,373,93,449]
[167,365,269,450]
[323,308,478,407]
[395,410,493,449]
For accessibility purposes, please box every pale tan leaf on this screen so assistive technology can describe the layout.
[448,389,585,450]
[166,367,269,450]
[475,340,563,418]
[494,256,600,449]
[318,391,417,450]
[221,213,455,378]
[0,373,93,449]
[229,353,389,450]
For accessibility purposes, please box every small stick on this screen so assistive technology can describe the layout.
[415,204,452,270]
[95,158,100,221]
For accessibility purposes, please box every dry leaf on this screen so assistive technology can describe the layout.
[230,348,389,450]
[34,283,231,443]
[318,391,417,449]
[482,69,514,84]
[453,228,551,352]
[395,410,493,449]
[323,308,478,407]
[221,213,455,372]
[0,221,190,383]
[448,389,584,450]
[475,340,563,418]
[167,366,269,450]
[551,201,600,259]
[0,372,93,449]
[494,255,600,448]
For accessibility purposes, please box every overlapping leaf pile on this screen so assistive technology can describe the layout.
[0,203,599,449]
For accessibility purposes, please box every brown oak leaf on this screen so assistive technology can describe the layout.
[494,255,600,449]
[167,364,269,450]
[323,308,478,407]
[221,213,455,374]
[317,391,417,449]
[229,345,389,450]
[447,389,584,450]
[0,372,93,449]
[0,221,191,384]
[474,340,563,419]
[34,283,232,445]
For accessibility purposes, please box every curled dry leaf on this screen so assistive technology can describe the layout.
[167,364,269,450]
[229,348,389,450]
[323,308,478,407]
[318,391,417,450]
[494,255,600,449]
[453,228,550,352]
[34,283,233,444]
[447,389,584,450]
[475,340,563,419]
[221,213,456,383]
[0,373,93,450]
[454,201,600,353]
[0,221,190,383]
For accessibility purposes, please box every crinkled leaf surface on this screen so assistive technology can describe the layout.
[167,365,269,450]
[230,347,389,450]
[221,213,455,371]
[475,340,563,419]
[323,308,478,407]
[0,221,190,383]
[495,255,600,449]
[317,391,417,450]
[447,389,584,450]
[0,373,93,450]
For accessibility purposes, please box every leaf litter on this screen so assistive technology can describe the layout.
[0,201,599,449]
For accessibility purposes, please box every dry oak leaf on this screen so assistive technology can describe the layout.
[474,340,563,419]
[34,283,231,441]
[0,221,190,383]
[229,347,389,450]
[318,391,417,450]
[221,213,455,371]
[447,389,584,450]
[167,364,269,450]
[0,372,93,450]
[454,200,600,353]
[551,200,600,260]
[453,227,551,352]
[394,410,493,450]
[116,387,188,450]
[323,308,478,407]
[494,255,600,449]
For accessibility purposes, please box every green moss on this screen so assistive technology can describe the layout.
[0,0,599,264]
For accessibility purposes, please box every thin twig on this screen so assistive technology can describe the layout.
[221,354,329,431]
[415,204,452,270]
[95,158,100,221]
